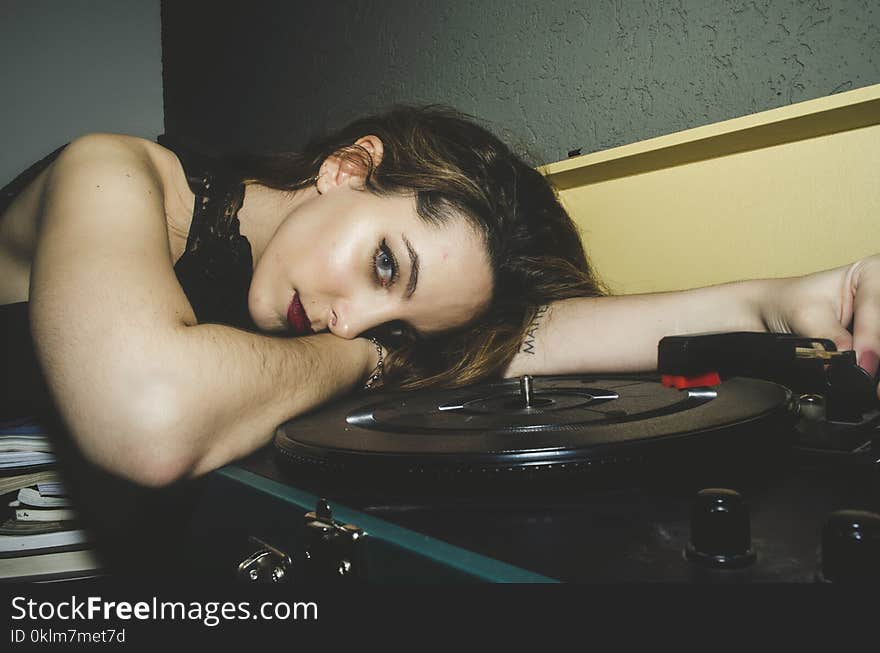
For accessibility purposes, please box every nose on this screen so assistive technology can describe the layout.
[329,296,395,340]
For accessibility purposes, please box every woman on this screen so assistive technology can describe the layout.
[0,105,605,489]
[1,105,877,491]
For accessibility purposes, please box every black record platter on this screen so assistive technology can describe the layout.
[274,374,796,487]
[219,372,880,582]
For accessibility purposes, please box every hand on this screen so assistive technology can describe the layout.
[766,255,880,395]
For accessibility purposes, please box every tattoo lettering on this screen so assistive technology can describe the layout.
[521,305,549,355]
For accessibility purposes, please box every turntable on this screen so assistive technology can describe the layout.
[273,373,796,485]
[183,334,880,583]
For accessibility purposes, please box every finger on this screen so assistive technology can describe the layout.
[791,304,854,352]
[817,320,854,353]
[851,285,880,380]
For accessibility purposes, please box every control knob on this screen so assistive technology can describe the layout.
[685,488,756,568]
[820,509,880,582]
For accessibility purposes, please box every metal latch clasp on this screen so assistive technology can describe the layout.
[302,498,366,581]
[237,536,292,583]
[236,498,366,582]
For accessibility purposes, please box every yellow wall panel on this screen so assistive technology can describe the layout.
[541,85,880,294]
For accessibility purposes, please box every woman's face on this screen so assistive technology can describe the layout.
[247,181,493,341]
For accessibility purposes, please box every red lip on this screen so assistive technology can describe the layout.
[286,293,314,335]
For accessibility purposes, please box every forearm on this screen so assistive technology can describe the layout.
[505,278,782,377]
[165,326,372,479]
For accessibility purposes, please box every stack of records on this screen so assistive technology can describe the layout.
[0,418,103,582]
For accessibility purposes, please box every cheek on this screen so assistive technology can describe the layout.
[325,234,365,279]
[318,242,354,284]
[296,240,359,302]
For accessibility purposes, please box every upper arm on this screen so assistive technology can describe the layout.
[29,133,196,468]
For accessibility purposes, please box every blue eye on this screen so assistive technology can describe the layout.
[374,239,398,287]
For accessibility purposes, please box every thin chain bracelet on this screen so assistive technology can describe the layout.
[364,337,384,390]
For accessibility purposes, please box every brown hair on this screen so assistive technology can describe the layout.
[230,105,606,390]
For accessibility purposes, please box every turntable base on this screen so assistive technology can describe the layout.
[173,373,880,583]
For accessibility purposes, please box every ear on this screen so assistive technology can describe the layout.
[316,135,384,194]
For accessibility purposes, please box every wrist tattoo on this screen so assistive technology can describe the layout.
[520,305,548,355]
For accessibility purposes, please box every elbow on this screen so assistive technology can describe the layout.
[106,451,192,489]
[69,381,200,488]
[117,381,201,488]
[114,441,195,489]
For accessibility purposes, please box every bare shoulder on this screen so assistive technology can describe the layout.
[0,134,175,303]
[49,133,187,198]
[0,133,197,305]
[45,133,194,250]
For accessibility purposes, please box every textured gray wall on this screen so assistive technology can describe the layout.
[299,0,880,163]
[164,0,880,165]
[0,0,163,186]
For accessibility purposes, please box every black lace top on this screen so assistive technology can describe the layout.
[169,147,256,331]
[0,139,256,420]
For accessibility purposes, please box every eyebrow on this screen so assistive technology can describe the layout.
[402,234,419,299]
